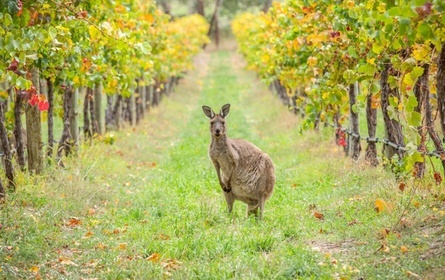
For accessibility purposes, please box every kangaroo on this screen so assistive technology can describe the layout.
[202,104,275,220]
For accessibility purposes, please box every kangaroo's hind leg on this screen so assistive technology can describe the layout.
[247,204,260,219]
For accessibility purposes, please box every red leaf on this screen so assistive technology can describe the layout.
[38,100,49,111]
[337,138,346,147]
[313,211,324,220]
[434,172,442,185]
[28,94,39,106]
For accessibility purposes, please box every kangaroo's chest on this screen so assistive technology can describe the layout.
[209,147,235,175]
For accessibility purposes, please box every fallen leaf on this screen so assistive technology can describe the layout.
[162,259,181,271]
[147,253,161,262]
[378,228,390,239]
[85,231,93,237]
[375,199,393,213]
[88,208,96,215]
[157,234,170,240]
[401,246,409,253]
[314,211,324,220]
[58,256,78,266]
[399,182,406,192]
[95,243,107,250]
[65,218,82,227]
[118,243,127,250]
[406,270,420,278]
[348,219,358,226]
[29,266,39,273]
[434,172,442,185]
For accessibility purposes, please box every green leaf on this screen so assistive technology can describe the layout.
[372,42,385,55]
[49,26,58,40]
[358,63,375,76]
[388,75,398,90]
[418,22,435,40]
[411,66,424,80]
[406,94,418,112]
[413,0,427,5]
[16,76,32,90]
[3,13,12,27]
[347,46,358,58]
[401,58,416,72]
[26,53,39,60]
[387,7,402,17]
[370,82,380,94]
[408,111,422,126]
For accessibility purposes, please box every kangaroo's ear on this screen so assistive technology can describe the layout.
[220,104,230,118]
[202,105,215,119]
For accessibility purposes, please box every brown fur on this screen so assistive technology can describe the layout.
[202,104,275,220]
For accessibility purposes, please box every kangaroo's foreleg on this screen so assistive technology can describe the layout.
[212,160,231,192]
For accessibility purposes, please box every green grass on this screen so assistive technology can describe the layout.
[1,49,445,279]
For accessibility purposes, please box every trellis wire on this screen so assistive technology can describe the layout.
[335,125,442,159]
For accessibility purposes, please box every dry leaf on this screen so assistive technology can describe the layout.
[65,218,82,227]
[398,182,406,192]
[375,199,393,213]
[58,256,78,266]
[29,266,40,273]
[88,208,96,215]
[95,243,107,250]
[85,231,93,237]
[157,234,170,240]
[147,253,161,262]
[406,270,420,278]
[348,219,358,226]
[401,246,409,253]
[314,211,324,220]
[118,243,127,250]
[162,259,181,271]
[378,228,390,239]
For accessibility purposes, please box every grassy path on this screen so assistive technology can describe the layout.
[1,49,444,279]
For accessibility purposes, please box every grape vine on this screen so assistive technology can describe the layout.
[232,0,445,180]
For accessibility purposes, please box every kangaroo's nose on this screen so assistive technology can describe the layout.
[215,129,221,134]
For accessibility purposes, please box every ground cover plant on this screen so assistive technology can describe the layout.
[1,48,444,279]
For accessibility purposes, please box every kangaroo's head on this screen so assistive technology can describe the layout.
[202,104,230,138]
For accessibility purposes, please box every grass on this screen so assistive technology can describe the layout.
[1,48,445,279]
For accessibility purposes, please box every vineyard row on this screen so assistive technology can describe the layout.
[0,0,209,200]
[232,0,445,181]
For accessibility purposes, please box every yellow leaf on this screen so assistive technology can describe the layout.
[147,253,161,262]
[367,58,376,65]
[96,243,107,250]
[401,246,409,253]
[29,266,40,273]
[58,256,78,266]
[307,56,318,67]
[412,44,430,61]
[375,199,393,213]
[377,2,386,13]
[118,243,127,250]
[261,53,270,63]
[143,13,154,23]
[88,25,100,40]
[402,73,415,87]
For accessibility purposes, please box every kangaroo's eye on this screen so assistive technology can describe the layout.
[210,121,214,125]
[222,121,225,125]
